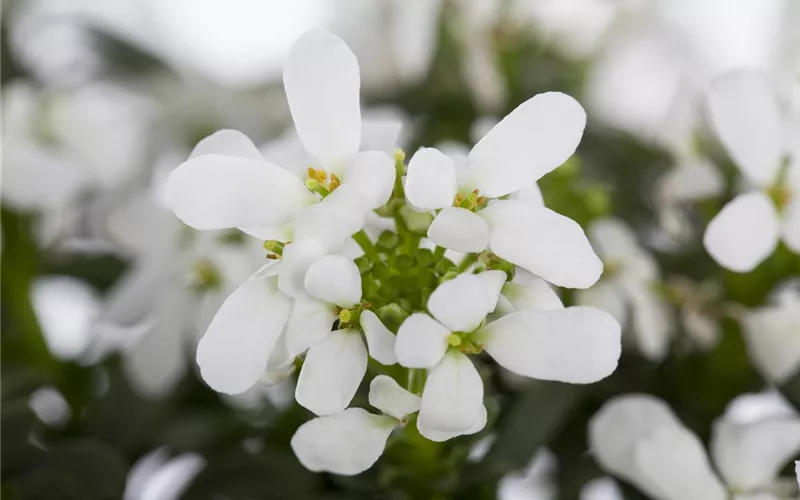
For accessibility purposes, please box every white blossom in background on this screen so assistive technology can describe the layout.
[589,393,800,500]
[654,157,724,246]
[2,81,155,245]
[741,281,800,385]
[331,0,443,92]
[97,159,268,398]
[163,28,622,474]
[576,218,674,361]
[703,70,800,272]
[9,0,328,88]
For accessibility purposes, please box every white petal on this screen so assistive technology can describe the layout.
[284,30,361,169]
[464,92,586,197]
[428,207,490,253]
[368,375,420,420]
[589,218,655,279]
[588,395,684,491]
[277,241,327,299]
[360,111,404,153]
[196,273,291,395]
[658,159,724,203]
[711,417,800,491]
[391,0,442,83]
[482,201,603,289]
[482,307,621,383]
[417,404,487,442]
[428,273,491,332]
[742,302,800,383]
[782,195,800,253]
[295,329,367,415]
[405,148,457,210]
[580,478,624,500]
[509,182,545,207]
[281,299,336,360]
[342,150,395,208]
[189,129,262,160]
[304,255,362,308]
[501,269,564,312]
[361,310,397,365]
[394,313,451,369]
[477,270,507,313]
[291,184,372,251]
[703,191,780,272]
[290,408,395,476]
[32,276,100,361]
[135,453,205,500]
[707,71,784,186]
[417,351,484,433]
[574,282,626,327]
[165,155,312,231]
[622,280,673,362]
[634,426,728,500]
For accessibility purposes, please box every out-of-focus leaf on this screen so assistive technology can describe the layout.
[182,447,321,499]
[1,401,44,477]
[474,381,582,480]
[19,439,128,500]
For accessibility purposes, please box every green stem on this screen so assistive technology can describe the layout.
[353,230,381,263]
[456,253,479,273]
[433,245,446,260]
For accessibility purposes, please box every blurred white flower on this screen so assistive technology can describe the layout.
[576,218,674,361]
[331,0,443,92]
[655,158,724,245]
[589,393,800,500]
[290,375,419,475]
[406,92,603,289]
[124,448,204,500]
[2,81,155,244]
[703,70,800,272]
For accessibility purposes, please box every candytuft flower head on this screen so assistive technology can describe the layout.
[162,28,622,475]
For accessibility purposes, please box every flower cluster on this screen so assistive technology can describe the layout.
[589,392,800,500]
[164,29,621,474]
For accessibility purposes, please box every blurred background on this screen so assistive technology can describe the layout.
[2,0,799,499]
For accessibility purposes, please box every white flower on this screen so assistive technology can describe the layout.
[576,218,674,361]
[165,30,396,255]
[703,70,800,272]
[655,157,724,244]
[330,0,443,91]
[164,31,403,397]
[290,375,420,476]
[395,272,621,439]
[2,81,154,243]
[404,92,602,289]
[589,393,800,500]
